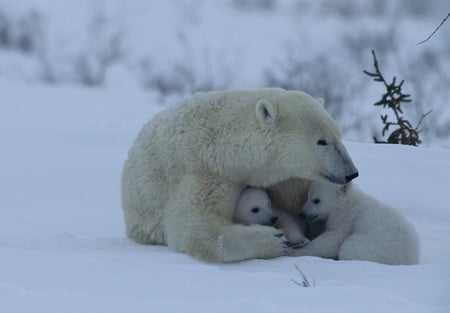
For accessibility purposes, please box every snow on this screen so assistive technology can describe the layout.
[1,1,449,311]
[1,79,450,313]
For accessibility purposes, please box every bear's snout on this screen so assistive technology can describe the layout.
[345,172,359,183]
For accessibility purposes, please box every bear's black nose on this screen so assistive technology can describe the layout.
[271,217,279,225]
[345,172,359,183]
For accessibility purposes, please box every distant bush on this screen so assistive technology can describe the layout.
[33,10,124,87]
[265,52,350,122]
[0,10,11,47]
[137,54,233,97]
[231,0,276,12]
[73,11,124,86]
[0,8,44,54]
[137,31,234,97]
[137,57,186,96]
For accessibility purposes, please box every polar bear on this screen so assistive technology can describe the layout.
[234,187,310,247]
[121,88,358,262]
[295,181,420,265]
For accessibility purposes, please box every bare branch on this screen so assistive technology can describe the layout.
[416,110,433,130]
[417,13,450,45]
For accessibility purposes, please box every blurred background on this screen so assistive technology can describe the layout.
[1,0,449,146]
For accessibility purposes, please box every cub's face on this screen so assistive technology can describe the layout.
[234,188,278,226]
[300,181,340,221]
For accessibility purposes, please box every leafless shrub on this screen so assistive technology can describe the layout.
[265,52,350,121]
[343,29,398,65]
[0,8,44,54]
[138,54,233,97]
[15,10,44,54]
[397,0,439,18]
[232,0,277,12]
[36,49,59,84]
[137,58,186,96]
[137,31,234,97]
[0,10,11,47]
[73,11,124,86]
[400,47,450,142]
[319,0,361,18]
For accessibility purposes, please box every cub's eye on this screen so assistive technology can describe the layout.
[313,199,321,204]
[251,207,260,213]
[317,140,327,146]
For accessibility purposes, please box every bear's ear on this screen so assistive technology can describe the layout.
[317,98,325,106]
[256,99,277,127]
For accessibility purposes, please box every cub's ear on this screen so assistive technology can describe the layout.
[317,98,325,106]
[256,99,277,127]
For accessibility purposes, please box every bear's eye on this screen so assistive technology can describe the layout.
[317,140,327,146]
[251,207,260,213]
[313,198,321,204]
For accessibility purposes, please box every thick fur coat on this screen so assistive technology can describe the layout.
[297,181,420,265]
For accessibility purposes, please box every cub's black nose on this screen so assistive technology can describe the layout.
[345,172,359,183]
[271,217,279,225]
[300,212,318,221]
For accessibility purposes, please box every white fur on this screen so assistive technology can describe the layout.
[295,181,420,265]
[234,187,310,247]
[121,88,358,262]
[234,188,277,226]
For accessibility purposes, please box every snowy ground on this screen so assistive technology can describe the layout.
[1,80,450,313]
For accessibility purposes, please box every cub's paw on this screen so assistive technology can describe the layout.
[287,238,310,250]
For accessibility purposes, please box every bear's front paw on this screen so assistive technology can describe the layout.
[247,225,290,258]
[273,232,291,254]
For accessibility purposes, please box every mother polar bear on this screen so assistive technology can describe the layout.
[121,88,358,262]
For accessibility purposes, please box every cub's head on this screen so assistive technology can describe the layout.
[300,181,346,221]
[234,187,278,226]
[253,89,358,185]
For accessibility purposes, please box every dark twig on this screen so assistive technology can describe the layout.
[417,13,450,45]
[416,110,433,131]
[290,265,315,287]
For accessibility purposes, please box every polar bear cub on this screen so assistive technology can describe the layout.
[234,187,310,247]
[234,187,278,226]
[296,181,419,265]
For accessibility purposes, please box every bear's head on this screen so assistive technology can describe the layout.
[247,89,358,186]
[234,187,278,226]
[300,181,346,221]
